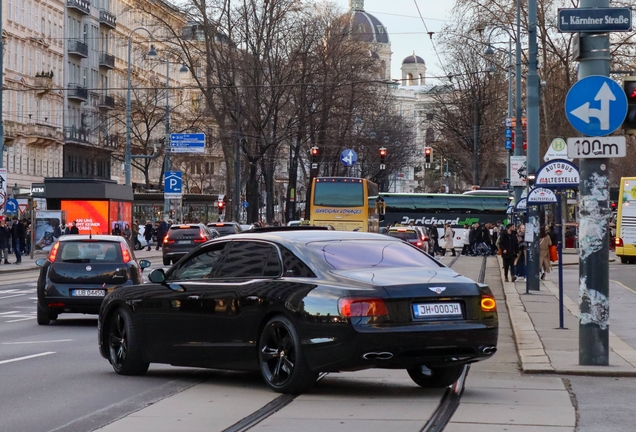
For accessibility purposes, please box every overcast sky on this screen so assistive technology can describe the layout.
[330,0,455,83]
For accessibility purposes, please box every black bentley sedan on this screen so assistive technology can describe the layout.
[98,231,498,394]
[36,235,151,325]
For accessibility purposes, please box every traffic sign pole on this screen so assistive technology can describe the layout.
[577,0,611,366]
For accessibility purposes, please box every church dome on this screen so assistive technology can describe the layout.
[402,54,425,65]
[347,0,389,45]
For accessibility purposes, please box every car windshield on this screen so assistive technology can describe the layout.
[214,226,238,235]
[58,241,121,263]
[306,240,441,271]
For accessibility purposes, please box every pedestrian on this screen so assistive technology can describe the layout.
[0,219,11,264]
[499,223,519,282]
[10,216,25,264]
[440,223,456,256]
[430,223,440,255]
[548,224,558,246]
[123,223,133,248]
[132,221,139,246]
[23,219,31,255]
[112,223,122,236]
[461,224,471,255]
[515,224,527,281]
[156,218,169,250]
[144,220,154,251]
[468,223,477,256]
[69,221,79,234]
[539,226,552,280]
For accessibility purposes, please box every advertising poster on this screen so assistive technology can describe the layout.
[510,156,527,187]
[61,201,109,234]
[34,210,64,252]
[620,179,636,245]
[109,201,132,234]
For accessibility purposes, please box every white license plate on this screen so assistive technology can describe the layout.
[177,240,192,244]
[412,302,462,318]
[71,289,106,297]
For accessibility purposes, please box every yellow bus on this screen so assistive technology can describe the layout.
[615,177,636,264]
[308,177,380,232]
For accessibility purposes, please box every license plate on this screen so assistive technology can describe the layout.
[177,240,192,244]
[412,302,462,318]
[71,289,106,297]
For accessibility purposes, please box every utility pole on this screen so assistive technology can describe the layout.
[578,0,611,366]
[513,0,523,204]
[525,0,541,292]
[0,2,5,169]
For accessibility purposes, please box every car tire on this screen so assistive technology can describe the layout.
[407,365,465,388]
[163,258,171,266]
[621,257,627,264]
[258,316,318,394]
[37,304,51,326]
[134,240,142,251]
[108,308,149,376]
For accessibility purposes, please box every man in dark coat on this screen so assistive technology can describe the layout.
[144,221,154,251]
[69,221,80,234]
[10,216,25,264]
[155,219,169,250]
[0,218,11,264]
[429,223,440,256]
[499,223,519,282]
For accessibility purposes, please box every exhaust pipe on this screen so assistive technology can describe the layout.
[362,352,393,360]
[482,346,497,355]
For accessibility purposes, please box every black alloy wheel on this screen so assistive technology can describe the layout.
[108,308,149,375]
[407,364,465,388]
[259,316,318,394]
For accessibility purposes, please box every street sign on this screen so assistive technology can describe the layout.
[558,8,632,33]
[340,149,357,167]
[164,171,183,198]
[527,187,558,204]
[566,136,626,158]
[5,198,18,215]
[535,159,580,188]
[515,198,527,212]
[505,117,527,127]
[505,139,513,150]
[170,133,206,153]
[565,76,627,136]
[510,156,527,187]
[544,138,573,162]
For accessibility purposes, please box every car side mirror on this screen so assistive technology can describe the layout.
[35,259,46,267]
[148,268,167,284]
[139,259,151,269]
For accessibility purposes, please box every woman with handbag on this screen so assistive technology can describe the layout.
[539,226,552,280]
[515,224,527,281]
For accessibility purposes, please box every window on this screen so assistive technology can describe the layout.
[217,242,281,278]
[169,243,227,281]
[8,0,12,22]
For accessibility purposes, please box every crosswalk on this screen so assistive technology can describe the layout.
[0,310,37,323]
[0,288,38,323]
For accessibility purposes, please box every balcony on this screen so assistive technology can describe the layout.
[99,9,116,29]
[64,126,92,146]
[68,39,88,58]
[98,95,115,110]
[26,123,64,148]
[104,134,119,149]
[34,73,54,95]
[67,0,90,15]
[98,52,115,69]
[68,84,88,102]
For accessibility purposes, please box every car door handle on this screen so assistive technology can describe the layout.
[188,295,201,300]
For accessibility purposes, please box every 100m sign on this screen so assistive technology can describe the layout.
[566,136,626,158]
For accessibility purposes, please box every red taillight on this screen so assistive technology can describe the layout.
[121,246,131,263]
[48,242,60,262]
[416,242,423,247]
[338,298,388,317]
[422,236,428,241]
[194,232,207,243]
[615,237,624,247]
[481,295,497,312]
[48,302,65,308]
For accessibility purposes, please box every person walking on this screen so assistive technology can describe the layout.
[10,217,25,264]
[468,223,477,256]
[155,219,169,250]
[441,223,456,257]
[461,224,471,256]
[144,220,154,251]
[499,223,519,282]
[430,223,440,256]
[123,223,133,248]
[539,226,553,280]
[515,224,527,281]
[0,219,11,264]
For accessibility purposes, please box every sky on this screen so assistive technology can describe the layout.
[331,0,455,83]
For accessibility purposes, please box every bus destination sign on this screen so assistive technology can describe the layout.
[558,8,632,33]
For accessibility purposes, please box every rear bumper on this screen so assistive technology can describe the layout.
[39,282,131,315]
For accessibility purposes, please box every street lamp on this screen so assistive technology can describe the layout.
[12,183,19,198]
[125,27,157,187]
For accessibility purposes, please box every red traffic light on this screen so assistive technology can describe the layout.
[218,201,225,209]
[425,148,431,155]
[379,147,387,157]
[311,146,319,156]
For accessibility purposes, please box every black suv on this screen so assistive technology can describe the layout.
[162,224,218,265]
[207,222,242,237]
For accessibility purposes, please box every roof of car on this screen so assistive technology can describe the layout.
[388,226,418,232]
[58,235,126,242]
[226,230,401,246]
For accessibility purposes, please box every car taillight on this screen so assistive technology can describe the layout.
[164,238,174,244]
[615,237,624,247]
[121,246,131,263]
[422,236,428,241]
[48,242,60,262]
[416,242,423,247]
[338,298,388,317]
[481,295,497,312]
[193,232,208,243]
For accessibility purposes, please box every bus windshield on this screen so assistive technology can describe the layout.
[313,181,364,207]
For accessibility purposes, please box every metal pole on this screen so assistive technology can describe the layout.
[163,58,171,221]
[507,38,513,194]
[525,0,541,292]
[0,0,5,169]
[514,0,523,204]
[473,102,478,186]
[578,0,610,366]
[557,192,564,329]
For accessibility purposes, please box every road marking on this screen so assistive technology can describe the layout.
[611,279,636,295]
[2,339,72,345]
[0,311,20,315]
[5,317,35,323]
[0,352,55,365]
[0,294,27,300]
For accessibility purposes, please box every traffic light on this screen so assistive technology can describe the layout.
[379,147,387,170]
[311,146,319,161]
[424,147,432,163]
[218,200,225,214]
[623,76,636,134]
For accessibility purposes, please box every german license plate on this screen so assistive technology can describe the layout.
[177,240,192,244]
[412,302,462,318]
[71,289,106,297]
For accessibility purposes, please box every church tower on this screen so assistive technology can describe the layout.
[401,53,427,86]
[347,0,392,80]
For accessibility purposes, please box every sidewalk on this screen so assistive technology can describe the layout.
[498,253,636,376]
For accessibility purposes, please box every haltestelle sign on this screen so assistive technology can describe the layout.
[527,187,558,204]
[535,159,580,188]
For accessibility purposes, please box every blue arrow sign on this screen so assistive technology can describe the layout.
[565,75,627,136]
[5,198,18,215]
[164,171,182,194]
[340,149,358,167]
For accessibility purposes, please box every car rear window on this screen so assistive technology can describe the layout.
[387,231,419,241]
[168,227,202,239]
[215,226,238,235]
[58,241,121,263]
[306,240,441,271]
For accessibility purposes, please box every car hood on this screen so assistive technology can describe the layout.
[330,267,482,298]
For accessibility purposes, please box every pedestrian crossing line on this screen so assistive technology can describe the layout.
[0,311,20,315]
[2,339,73,345]
[0,294,27,300]
[5,317,36,323]
[0,352,56,365]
